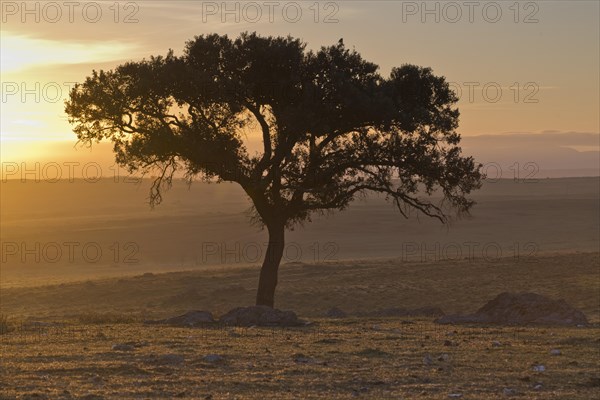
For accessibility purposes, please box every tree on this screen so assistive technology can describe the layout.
[65,32,482,307]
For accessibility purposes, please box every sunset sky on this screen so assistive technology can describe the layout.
[1,0,598,170]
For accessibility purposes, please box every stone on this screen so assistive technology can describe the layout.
[203,354,223,363]
[325,307,348,318]
[292,353,315,364]
[423,354,433,365]
[550,349,561,355]
[111,343,135,351]
[435,292,588,326]
[532,364,546,372]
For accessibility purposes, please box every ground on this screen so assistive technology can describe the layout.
[1,253,599,399]
[1,319,598,399]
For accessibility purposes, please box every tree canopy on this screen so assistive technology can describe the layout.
[66,32,482,306]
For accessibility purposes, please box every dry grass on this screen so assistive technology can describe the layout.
[2,252,598,322]
[0,319,598,399]
[1,252,599,399]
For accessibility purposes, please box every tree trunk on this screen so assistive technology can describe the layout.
[256,222,285,307]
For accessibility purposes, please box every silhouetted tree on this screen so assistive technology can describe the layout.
[65,32,482,307]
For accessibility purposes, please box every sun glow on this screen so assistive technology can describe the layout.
[0,32,137,73]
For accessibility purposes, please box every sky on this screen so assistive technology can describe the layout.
[0,0,599,172]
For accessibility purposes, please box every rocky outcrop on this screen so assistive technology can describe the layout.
[435,292,588,326]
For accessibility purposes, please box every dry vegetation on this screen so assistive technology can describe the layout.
[0,318,598,399]
[1,252,598,322]
[1,252,599,399]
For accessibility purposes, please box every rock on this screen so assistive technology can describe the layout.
[292,353,315,364]
[220,305,303,327]
[477,293,588,325]
[533,383,543,390]
[435,292,588,326]
[492,341,502,347]
[112,343,135,351]
[423,354,433,365]
[503,388,517,396]
[325,307,348,318]
[550,349,561,355]
[448,394,463,398]
[438,353,450,362]
[532,364,546,372]
[203,354,223,363]
[144,310,215,327]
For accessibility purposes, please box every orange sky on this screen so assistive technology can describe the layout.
[1,1,598,165]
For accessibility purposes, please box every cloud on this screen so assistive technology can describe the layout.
[0,32,138,73]
[461,132,599,175]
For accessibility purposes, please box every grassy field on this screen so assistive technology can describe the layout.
[1,252,598,322]
[1,252,599,399]
[1,318,599,399]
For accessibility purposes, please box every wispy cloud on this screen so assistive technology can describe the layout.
[1,32,138,73]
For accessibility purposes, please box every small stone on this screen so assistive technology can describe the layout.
[503,387,517,396]
[111,343,135,352]
[533,383,543,390]
[492,341,502,347]
[532,364,546,372]
[438,353,450,362]
[549,349,561,356]
[325,307,347,318]
[203,354,223,363]
[448,394,463,398]
[293,353,315,364]
[423,354,433,365]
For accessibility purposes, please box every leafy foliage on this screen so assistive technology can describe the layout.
[66,32,482,228]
